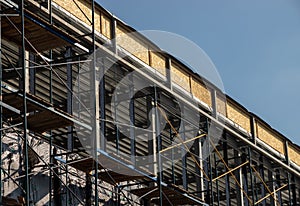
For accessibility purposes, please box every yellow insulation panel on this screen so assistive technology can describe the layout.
[101,13,111,39]
[216,96,226,116]
[54,0,109,38]
[288,146,300,166]
[227,102,251,133]
[256,122,285,154]
[95,10,101,33]
[116,25,149,64]
[191,78,211,107]
[171,63,190,92]
[54,0,92,27]
[150,51,166,76]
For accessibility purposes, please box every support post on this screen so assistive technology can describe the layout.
[99,59,105,151]
[287,172,292,206]
[223,136,231,206]
[203,120,211,204]
[86,173,92,206]
[248,147,255,205]
[234,151,244,206]
[195,136,204,199]
[90,1,100,205]
[129,73,136,166]
[0,8,2,205]
[291,175,297,206]
[49,49,53,205]
[148,96,156,175]
[53,148,61,206]
[259,157,266,206]
[214,153,220,204]
[66,46,73,151]
[241,153,249,206]
[209,136,214,205]
[29,53,35,94]
[21,1,30,205]
[48,0,53,24]
[116,185,121,206]
[180,104,187,190]
[275,170,282,205]
[66,46,73,206]
[154,86,163,206]
[166,57,172,90]
[113,65,120,154]
[211,89,217,119]
[111,17,117,54]
[284,141,290,165]
[268,170,275,206]
[250,116,256,144]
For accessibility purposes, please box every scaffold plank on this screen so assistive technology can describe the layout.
[131,185,206,205]
[1,9,75,52]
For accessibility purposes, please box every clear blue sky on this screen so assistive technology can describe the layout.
[97,0,300,145]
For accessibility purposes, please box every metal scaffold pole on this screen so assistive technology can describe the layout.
[21,0,30,205]
[154,86,163,206]
[0,4,2,204]
[91,0,100,205]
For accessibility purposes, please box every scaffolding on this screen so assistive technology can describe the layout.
[1,0,300,205]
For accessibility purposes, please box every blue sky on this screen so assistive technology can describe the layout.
[97,0,300,145]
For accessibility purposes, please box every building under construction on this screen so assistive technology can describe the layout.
[1,0,300,205]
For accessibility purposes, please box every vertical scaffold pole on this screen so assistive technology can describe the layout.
[154,86,163,206]
[90,0,100,205]
[21,0,29,205]
[0,4,2,204]
[48,0,53,201]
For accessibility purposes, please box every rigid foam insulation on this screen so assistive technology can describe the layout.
[53,0,93,27]
[288,145,300,166]
[256,121,285,155]
[216,94,226,116]
[190,77,212,107]
[116,25,149,64]
[52,0,107,38]
[171,63,190,92]
[101,13,111,39]
[226,101,251,133]
[150,51,167,76]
